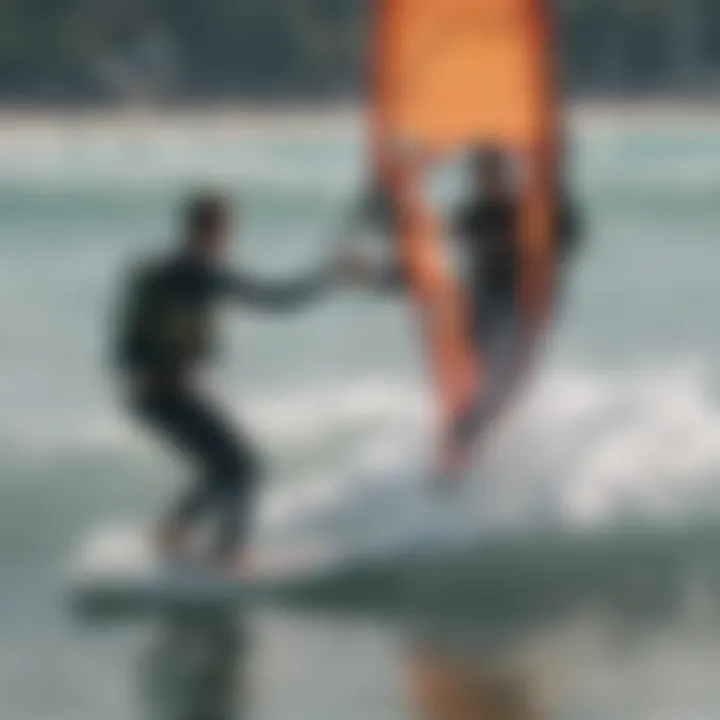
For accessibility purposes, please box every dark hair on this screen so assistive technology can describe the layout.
[471,146,505,177]
[186,192,230,237]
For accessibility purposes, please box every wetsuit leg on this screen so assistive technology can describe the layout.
[133,387,260,559]
[453,294,522,450]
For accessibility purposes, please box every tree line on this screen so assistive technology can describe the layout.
[1,0,719,104]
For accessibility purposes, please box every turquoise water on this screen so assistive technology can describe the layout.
[2,111,720,719]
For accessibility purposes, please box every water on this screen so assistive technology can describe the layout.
[2,109,720,719]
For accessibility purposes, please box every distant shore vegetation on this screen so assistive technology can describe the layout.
[2,0,719,105]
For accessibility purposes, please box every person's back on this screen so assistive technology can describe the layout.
[454,149,582,334]
[119,254,217,384]
[453,150,521,346]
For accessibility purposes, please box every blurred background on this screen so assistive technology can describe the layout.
[2,2,720,720]
[1,0,720,102]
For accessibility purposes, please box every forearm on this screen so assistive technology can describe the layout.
[225,267,332,311]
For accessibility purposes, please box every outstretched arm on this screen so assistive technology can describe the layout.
[217,265,334,312]
[336,249,406,294]
[373,264,405,292]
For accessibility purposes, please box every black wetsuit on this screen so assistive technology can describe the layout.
[455,194,581,337]
[452,195,582,448]
[454,196,520,342]
[116,250,329,559]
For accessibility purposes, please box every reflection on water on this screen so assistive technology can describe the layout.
[107,578,720,720]
[88,518,720,720]
[142,613,250,720]
[407,640,540,720]
[135,607,544,720]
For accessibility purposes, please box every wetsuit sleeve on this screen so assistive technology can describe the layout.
[215,267,332,311]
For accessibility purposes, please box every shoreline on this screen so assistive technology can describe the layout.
[0,100,719,139]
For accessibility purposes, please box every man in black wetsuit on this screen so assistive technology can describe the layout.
[343,152,581,481]
[116,193,335,569]
[456,147,580,333]
[451,146,581,459]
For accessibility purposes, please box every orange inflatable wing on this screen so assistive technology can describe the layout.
[371,0,560,468]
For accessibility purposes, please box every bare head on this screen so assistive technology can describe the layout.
[184,192,233,260]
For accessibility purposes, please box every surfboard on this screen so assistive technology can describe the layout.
[69,519,720,623]
[68,525,340,619]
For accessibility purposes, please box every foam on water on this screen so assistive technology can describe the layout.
[2,361,720,537]
[0,120,363,196]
